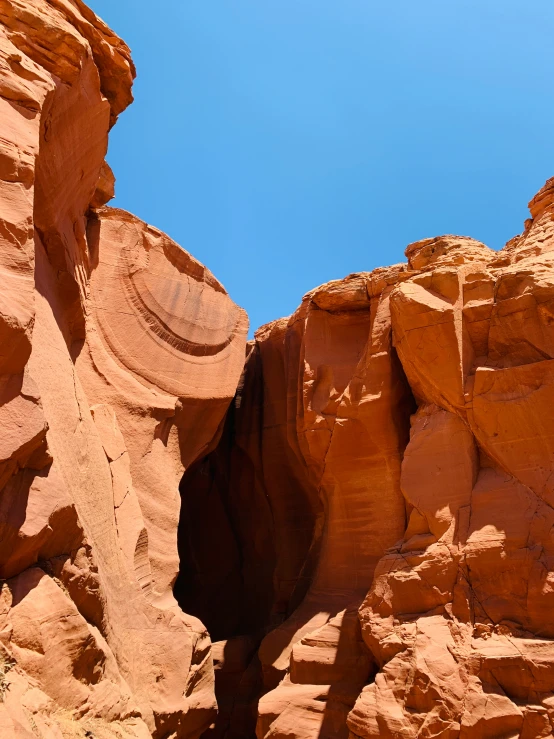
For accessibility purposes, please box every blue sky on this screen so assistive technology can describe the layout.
[89,0,554,337]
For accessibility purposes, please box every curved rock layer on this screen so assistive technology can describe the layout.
[0,2,247,738]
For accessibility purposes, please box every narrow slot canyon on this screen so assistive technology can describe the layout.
[174,288,417,738]
[4,3,554,739]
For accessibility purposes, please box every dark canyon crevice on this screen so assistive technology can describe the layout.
[174,281,417,738]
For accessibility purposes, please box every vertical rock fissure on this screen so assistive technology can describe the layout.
[174,278,417,739]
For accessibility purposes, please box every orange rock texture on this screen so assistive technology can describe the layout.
[0,2,247,737]
[244,191,554,739]
[4,3,554,739]
[178,183,554,739]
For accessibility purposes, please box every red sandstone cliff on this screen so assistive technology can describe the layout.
[213,199,554,739]
[3,3,554,739]
[178,186,554,739]
[0,2,247,737]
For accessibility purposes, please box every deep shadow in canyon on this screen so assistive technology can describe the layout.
[174,341,325,737]
[174,310,416,737]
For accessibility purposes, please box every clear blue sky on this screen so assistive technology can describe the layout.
[89,0,554,337]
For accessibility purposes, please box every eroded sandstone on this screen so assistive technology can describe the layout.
[3,3,554,739]
[0,2,247,737]
[177,181,554,739]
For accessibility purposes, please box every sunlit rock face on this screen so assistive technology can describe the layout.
[0,2,247,737]
[4,3,554,739]
[180,179,554,739]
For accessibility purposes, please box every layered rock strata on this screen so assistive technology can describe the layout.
[0,2,247,738]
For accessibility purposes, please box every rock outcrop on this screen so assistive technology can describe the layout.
[0,2,247,737]
[179,182,554,739]
[348,187,554,739]
[4,3,554,739]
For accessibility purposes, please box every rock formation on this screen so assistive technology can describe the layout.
[176,176,554,739]
[0,2,247,737]
[3,2,554,739]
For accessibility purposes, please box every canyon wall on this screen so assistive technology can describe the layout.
[0,2,247,737]
[3,3,554,739]
[178,189,554,739]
